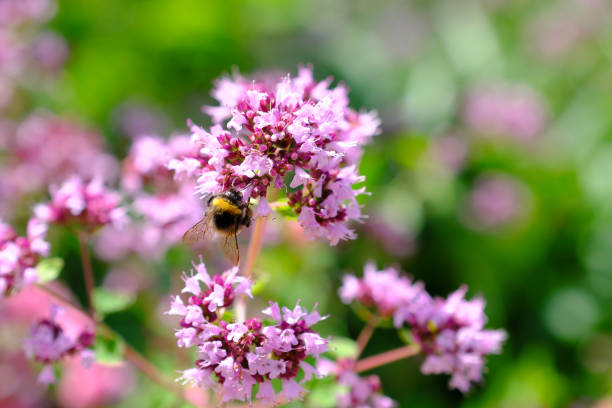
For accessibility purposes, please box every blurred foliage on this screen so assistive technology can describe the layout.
[7,0,612,406]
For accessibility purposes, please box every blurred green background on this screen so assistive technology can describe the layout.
[10,0,612,406]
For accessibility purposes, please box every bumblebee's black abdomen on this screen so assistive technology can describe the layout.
[213,211,238,232]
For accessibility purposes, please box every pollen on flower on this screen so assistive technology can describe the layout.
[170,66,380,245]
[167,259,328,404]
[0,217,49,296]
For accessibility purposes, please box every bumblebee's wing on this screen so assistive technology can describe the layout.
[220,230,240,266]
[182,216,212,244]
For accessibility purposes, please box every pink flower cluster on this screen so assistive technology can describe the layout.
[0,218,49,296]
[0,0,55,26]
[339,262,424,317]
[0,0,69,112]
[34,176,125,230]
[95,135,204,260]
[0,114,117,209]
[462,83,547,142]
[167,260,328,404]
[340,263,506,392]
[170,66,380,244]
[23,306,95,384]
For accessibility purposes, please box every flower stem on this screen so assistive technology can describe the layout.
[242,216,267,280]
[76,231,97,319]
[35,284,198,406]
[354,344,421,373]
[355,315,379,359]
[235,216,267,322]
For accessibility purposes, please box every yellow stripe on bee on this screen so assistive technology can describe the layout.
[212,197,243,215]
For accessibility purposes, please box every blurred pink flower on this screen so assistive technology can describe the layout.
[23,305,95,385]
[0,113,118,206]
[365,218,416,258]
[94,135,204,260]
[31,31,68,70]
[462,173,529,230]
[462,83,548,142]
[0,0,56,26]
[527,0,610,59]
[0,218,49,296]
[433,135,468,173]
[337,371,395,408]
[0,28,25,78]
[34,176,126,230]
[57,359,135,408]
[111,102,170,139]
[0,351,47,408]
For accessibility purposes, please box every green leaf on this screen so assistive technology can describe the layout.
[309,378,345,407]
[93,288,134,316]
[251,271,270,295]
[94,332,125,364]
[270,198,298,220]
[220,309,234,322]
[328,336,358,359]
[35,258,64,283]
[398,328,414,345]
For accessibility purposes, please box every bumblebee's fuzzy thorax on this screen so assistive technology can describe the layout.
[209,192,252,234]
[183,189,252,265]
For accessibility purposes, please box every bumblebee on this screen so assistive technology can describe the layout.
[183,189,252,265]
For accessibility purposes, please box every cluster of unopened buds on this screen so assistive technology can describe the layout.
[167,260,328,404]
[340,262,506,392]
[22,306,95,384]
[0,217,49,296]
[169,66,380,245]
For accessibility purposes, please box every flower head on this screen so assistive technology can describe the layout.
[394,286,506,392]
[463,173,529,230]
[341,262,506,392]
[34,176,125,230]
[23,305,95,384]
[94,135,204,260]
[168,260,328,404]
[0,217,49,296]
[339,262,425,317]
[462,83,547,142]
[0,113,118,203]
[171,66,379,245]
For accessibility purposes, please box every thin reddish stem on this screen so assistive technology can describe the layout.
[235,216,267,322]
[35,284,199,406]
[355,315,379,359]
[242,216,267,280]
[355,344,421,373]
[76,231,97,319]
